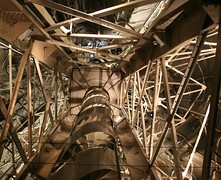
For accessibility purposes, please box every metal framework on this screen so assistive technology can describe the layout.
[0,0,220,179]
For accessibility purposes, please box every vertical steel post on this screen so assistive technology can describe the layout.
[201,7,221,180]
[37,71,56,153]
[161,57,182,179]
[0,97,27,163]
[132,62,151,128]
[149,19,209,170]
[9,45,12,101]
[59,72,68,119]
[33,58,54,125]
[132,73,136,126]
[137,71,148,155]
[150,60,160,160]
[27,55,32,157]
[0,50,30,160]
[55,67,58,123]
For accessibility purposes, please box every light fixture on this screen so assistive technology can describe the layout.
[60,22,73,36]
[153,34,165,47]
[18,28,33,41]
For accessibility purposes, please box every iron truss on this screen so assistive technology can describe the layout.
[0,0,220,179]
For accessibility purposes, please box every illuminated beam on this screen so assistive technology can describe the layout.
[132,62,151,127]
[183,104,210,178]
[27,55,32,157]
[33,58,54,126]
[33,3,80,54]
[9,0,79,69]
[44,39,125,61]
[0,97,28,163]
[166,64,206,89]
[65,42,135,53]
[149,22,208,171]
[0,50,30,160]
[149,60,160,160]
[121,3,214,75]
[201,9,221,179]
[37,69,56,154]
[136,71,148,156]
[45,0,161,32]
[51,33,138,40]
[161,58,182,180]
[9,45,12,101]
[98,42,135,50]
[26,0,143,38]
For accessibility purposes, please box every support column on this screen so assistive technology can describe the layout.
[0,50,30,160]
[149,16,209,171]
[161,58,182,180]
[27,56,32,157]
[201,7,221,180]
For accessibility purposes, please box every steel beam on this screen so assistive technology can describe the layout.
[27,55,32,157]
[44,0,160,32]
[51,33,138,40]
[36,95,51,153]
[97,42,135,51]
[165,64,206,89]
[131,73,136,126]
[123,75,132,121]
[122,75,131,109]
[161,57,182,180]
[0,50,30,160]
[9,0,79,69]
[26,0,143,38]
[9,45,12,101]
[201,7,221,180]
[44,39,124,61]
[36,70,56,153]
[33,58,54,125]
[183,90,203,119]
[149,60,160,160]
[0,97,27,163]
[120,2,214,75]
[32,67,37,128]
[136,71,148,155]
[183,104,210,178]
[132,62,151,127]
[55,68,58,123]
[149,19,209,171]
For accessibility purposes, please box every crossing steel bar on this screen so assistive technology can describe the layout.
[0,97,27,163]
[27,55,32,157]
[33,58,54,126]
[26,0,144,38]
[132,62,151,127]
[149,60,160,160]
[0,50,30,160]
[149,18,209,170]
[137,71,148,155]
[45,0,160,32]
[201,7,221,180]
[161,57,182,180]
